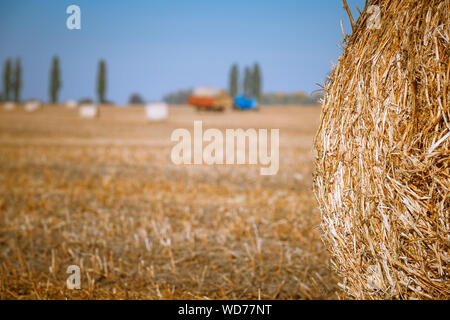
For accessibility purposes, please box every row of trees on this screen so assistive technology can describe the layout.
[1,57,108,103]
[2,58,22,102]
[162,89,321,106]
[229,63,262,100]
[259,91,322,105]
[163,89,193,105]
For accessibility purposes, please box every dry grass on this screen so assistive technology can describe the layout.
[0,104,338,299]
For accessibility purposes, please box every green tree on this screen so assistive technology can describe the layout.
[229,64,239,97]
[13,58,22,103]
[49,56,62,103]
[243,66,253,98]
[97,59,107,103]
[3,59,12,101]
[252,63,262,100]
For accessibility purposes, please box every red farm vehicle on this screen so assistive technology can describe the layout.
[187,87,233,112]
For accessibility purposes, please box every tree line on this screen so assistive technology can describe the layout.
[229,63,262,100]
[162,61,323,105]
[161,63,262,105]
[2,58,22,102]
[1,56,108,104]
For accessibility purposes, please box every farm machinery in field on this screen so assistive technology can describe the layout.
[187,88,233,112]
[187,87,258,112]
[233,95,258,111]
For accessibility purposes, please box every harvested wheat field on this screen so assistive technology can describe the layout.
[0,105,339,299]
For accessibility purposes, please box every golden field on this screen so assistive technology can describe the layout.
[0,104,339,299]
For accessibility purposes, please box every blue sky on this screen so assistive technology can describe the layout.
[0,0,365,104]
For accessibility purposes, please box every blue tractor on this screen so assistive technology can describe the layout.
[233,95,259,111]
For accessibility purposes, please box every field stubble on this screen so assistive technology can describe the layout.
[0,104,338,299]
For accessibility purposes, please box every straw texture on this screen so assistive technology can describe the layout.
[313,0,449,299]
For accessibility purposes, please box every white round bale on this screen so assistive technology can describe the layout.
[79,104,98,118]
[3,102,16,111]
[145,102,168,121]
[24,101,40,112]
[192,87,221,97]
[65,100,78,109]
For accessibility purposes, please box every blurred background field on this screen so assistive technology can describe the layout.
[0,104,339,299]
[0,0,370,300]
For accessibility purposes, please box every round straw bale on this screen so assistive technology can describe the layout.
[313,0,449,299]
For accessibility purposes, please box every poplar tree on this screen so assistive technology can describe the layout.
[243,66,252,98]
[229,64,239,97]
[3,59,12,101]
[97,59,107,103]
[13,58,22,103]
[49,56,62,103]
[252,63,262,100]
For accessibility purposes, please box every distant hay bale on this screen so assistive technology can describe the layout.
[24,101,40,112]
[192,87,221,96]
[79,104,99,118]
[3,102,15,111]
[145,102,168,121]
[313,0,449,299]
[65,100,78,109]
